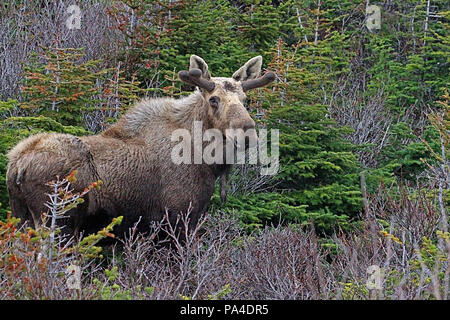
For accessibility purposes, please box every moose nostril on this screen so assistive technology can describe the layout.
[243,121,255,132]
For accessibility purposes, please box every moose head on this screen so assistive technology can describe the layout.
[178,55,275,150]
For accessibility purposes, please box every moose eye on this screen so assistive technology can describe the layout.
[209,96,220,109]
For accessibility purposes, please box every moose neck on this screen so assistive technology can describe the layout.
[171,91,231,178]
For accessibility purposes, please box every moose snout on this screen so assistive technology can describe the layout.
[231,118,255,132]
[229,119,258,150]
[242,119,256,132]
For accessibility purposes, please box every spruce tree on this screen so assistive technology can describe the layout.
[218,38,362,233]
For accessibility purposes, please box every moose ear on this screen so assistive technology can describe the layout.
[189,55,211,80]
[232,56,262,81]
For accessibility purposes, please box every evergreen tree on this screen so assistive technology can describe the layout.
[21,47,109,127]
[218,38,362,233]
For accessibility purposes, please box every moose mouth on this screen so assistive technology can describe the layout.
[225,129,258,151]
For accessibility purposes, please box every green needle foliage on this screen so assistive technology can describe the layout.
[0,0,448,234]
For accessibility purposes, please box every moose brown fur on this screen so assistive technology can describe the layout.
[6,55,275,236]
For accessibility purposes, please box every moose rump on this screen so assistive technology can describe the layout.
[6,133,101,234]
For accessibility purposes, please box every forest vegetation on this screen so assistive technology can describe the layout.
[0,0,448,300]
